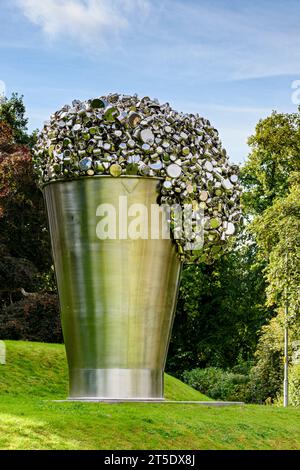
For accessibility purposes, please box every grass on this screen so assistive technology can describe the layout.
[0,340,299,450]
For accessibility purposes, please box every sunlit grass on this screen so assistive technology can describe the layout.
[0,341,299,450]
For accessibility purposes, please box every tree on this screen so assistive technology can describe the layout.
[167,234,272,377]
[0,95,58,343]
[252,180,300,315]
[248,311,284,403]
[0,93,37,147]
[167,110,300,378]
[0,144,51,272]
[242,109,300,215]
[242,109,300,319]
[242,109,300,403]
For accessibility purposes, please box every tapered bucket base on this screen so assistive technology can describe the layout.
[69,368,164,400]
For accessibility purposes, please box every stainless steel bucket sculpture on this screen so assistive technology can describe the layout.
[44,176,181,400]
[36,93,241,401]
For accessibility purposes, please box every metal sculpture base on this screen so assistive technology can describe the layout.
[69,368,163,400]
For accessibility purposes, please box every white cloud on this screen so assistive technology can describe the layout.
[16,0,300,79]
[133,0,300,81]
[17,0,149,45]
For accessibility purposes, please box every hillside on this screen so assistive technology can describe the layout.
[0,340,299,450]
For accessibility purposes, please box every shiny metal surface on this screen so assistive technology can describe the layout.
[43,176,181,400]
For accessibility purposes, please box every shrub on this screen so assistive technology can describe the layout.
[244,312,284,403]
[247,352,282,404]
[289,364,300,406]
[183,367,249,402]
[0,293,62,343]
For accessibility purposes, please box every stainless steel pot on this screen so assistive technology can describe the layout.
[43,176,181,400]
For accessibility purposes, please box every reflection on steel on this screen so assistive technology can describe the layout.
[43,176,181,400]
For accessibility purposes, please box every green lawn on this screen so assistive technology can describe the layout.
[0,340,299,450]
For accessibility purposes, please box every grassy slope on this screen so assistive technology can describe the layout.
[0,340,299,450]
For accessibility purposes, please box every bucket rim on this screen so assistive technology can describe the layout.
[41,174,163,190]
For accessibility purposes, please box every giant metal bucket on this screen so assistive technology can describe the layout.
[43,176,181,400]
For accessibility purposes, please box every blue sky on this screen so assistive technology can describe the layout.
[1,0,300,163]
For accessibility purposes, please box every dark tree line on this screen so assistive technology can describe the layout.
[0,94,61,342]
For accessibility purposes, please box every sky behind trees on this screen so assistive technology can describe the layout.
[1,0,300,162]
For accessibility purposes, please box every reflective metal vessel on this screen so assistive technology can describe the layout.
[43,176,181,400]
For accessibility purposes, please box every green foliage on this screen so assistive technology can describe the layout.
[241,108,300,405]
[179,107,300,401]
[0,93,37,147]
[241,109,300,215]
[248,313,284,403]
[183,367,249,402]
[289,364,300,406]
[247,312,300,404]
[34,268,57,292]
[251,181,300,315]
[167,234,271,376]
